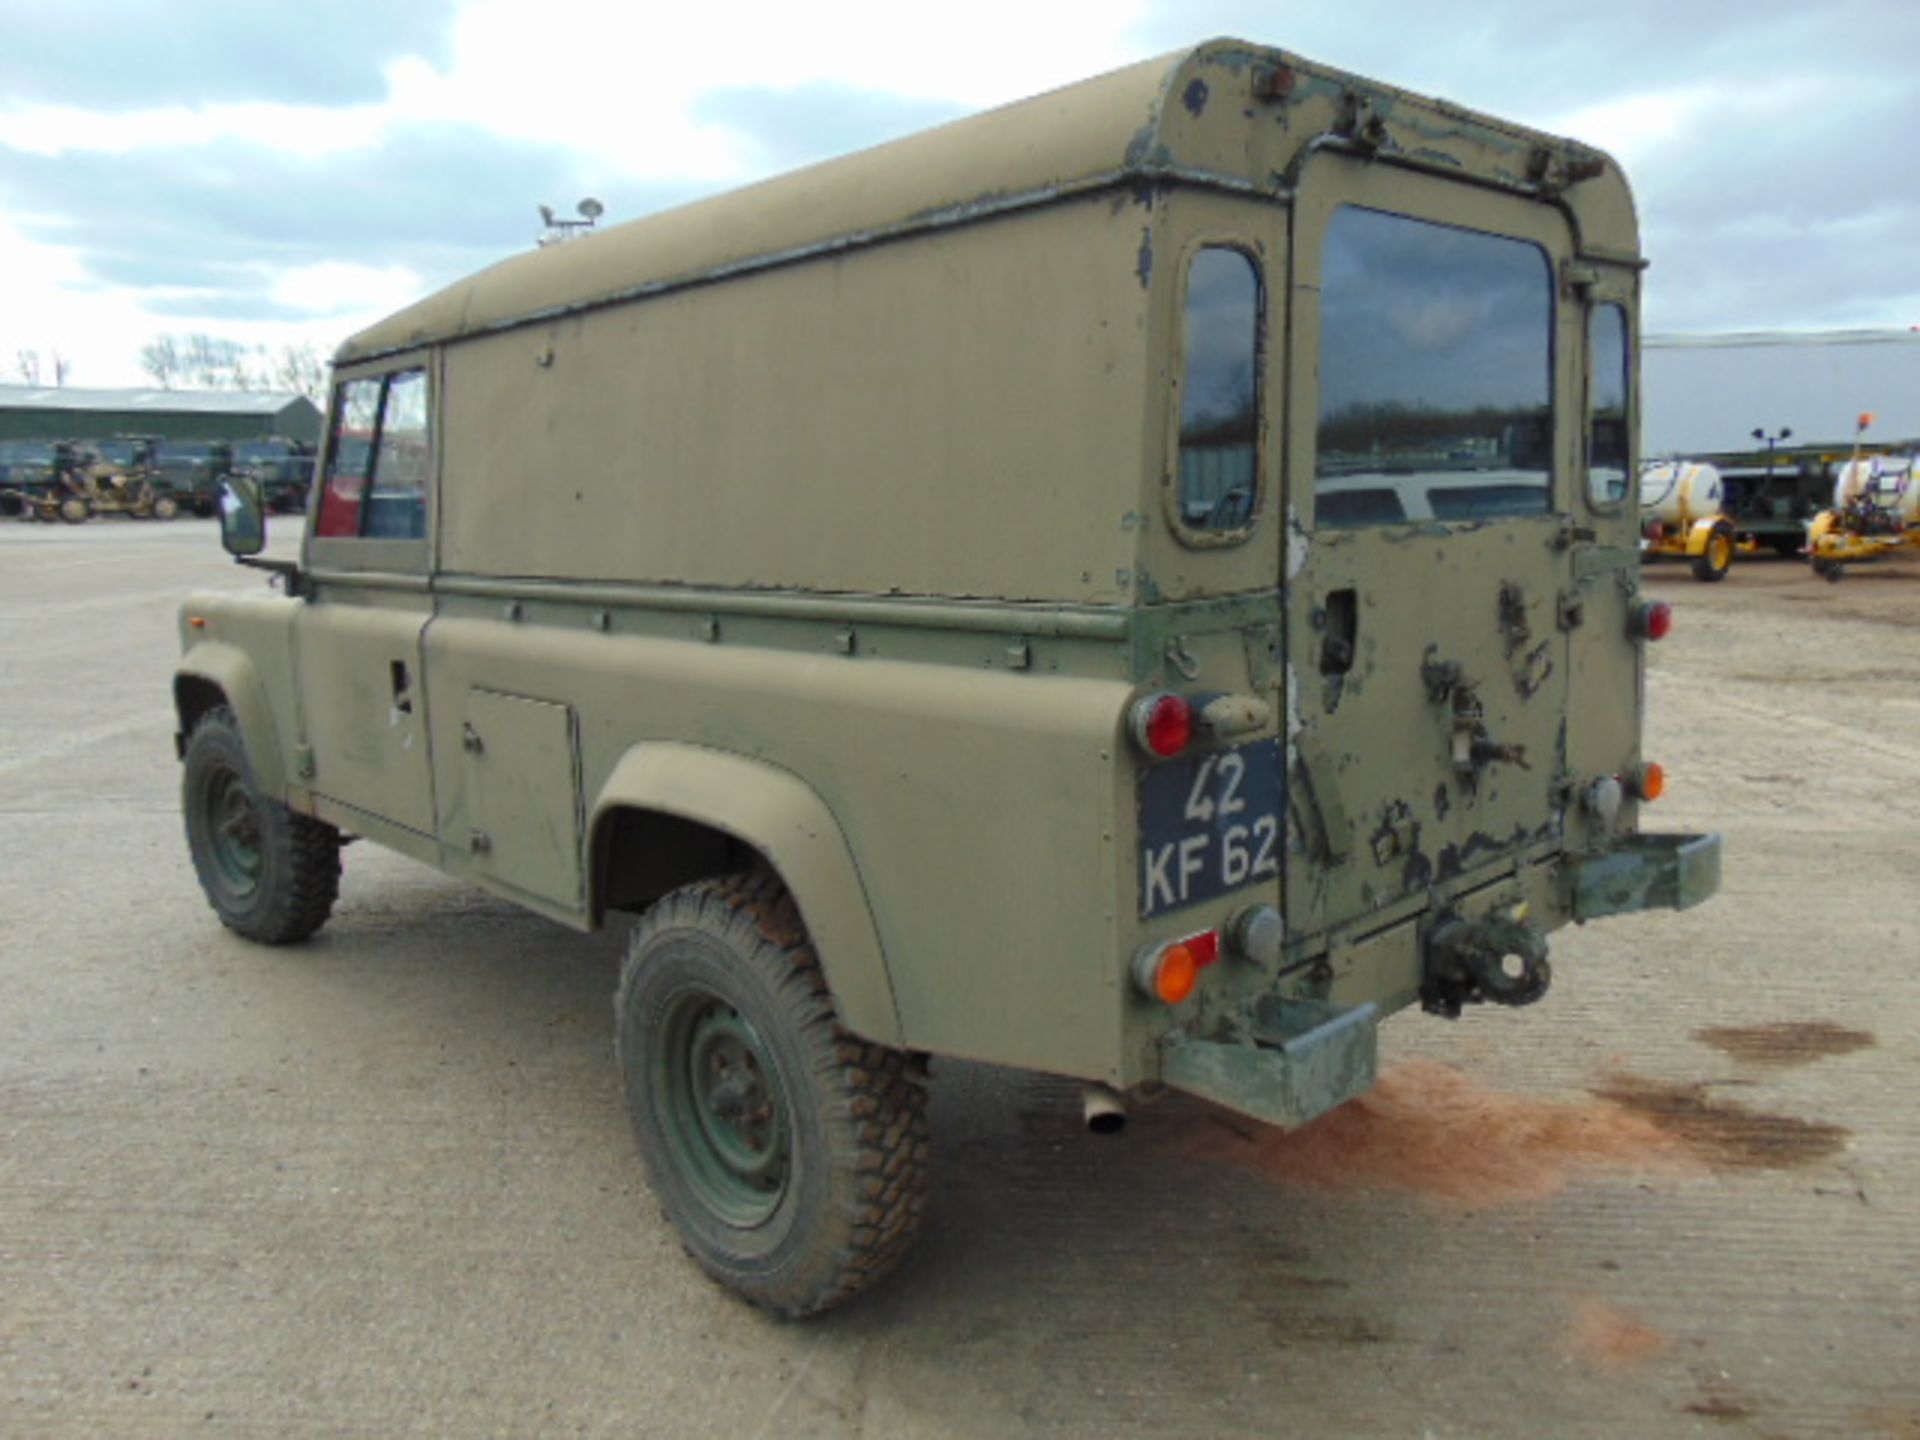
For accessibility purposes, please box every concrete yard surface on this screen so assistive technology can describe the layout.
[1,519,1916,1437]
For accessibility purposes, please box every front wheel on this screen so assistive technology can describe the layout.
[616,872,929,1317]
[58,496,90,524]
[182,706,341,942]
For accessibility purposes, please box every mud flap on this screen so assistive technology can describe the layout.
[1161,997,1379,1130]
[1569,831,1721,920]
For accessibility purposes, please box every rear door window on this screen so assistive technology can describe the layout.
[1316,206,1553,527]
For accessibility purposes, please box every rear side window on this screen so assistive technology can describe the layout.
[1178,246,1262,533]
[315,369,429,540]
[1316,207,1553,527]
[1587,303,1631,505]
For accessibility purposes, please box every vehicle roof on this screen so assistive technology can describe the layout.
[339,38,1634,365]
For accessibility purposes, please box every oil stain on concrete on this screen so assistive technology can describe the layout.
[1161,1057,1853,1207]
[1692,1019,1875,1068]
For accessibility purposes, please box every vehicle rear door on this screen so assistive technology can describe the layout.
[1283,162,1582,939]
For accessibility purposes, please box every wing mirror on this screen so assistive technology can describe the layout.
[219,474,266,557]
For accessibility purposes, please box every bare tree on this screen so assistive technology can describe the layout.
[15,349,41,384]
[140,335,185,389]
[50,351,70,387]
[141,332,323,398]
[183,334,251,389]
[271,342,327,407]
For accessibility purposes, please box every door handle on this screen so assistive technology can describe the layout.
[389,659,414,715]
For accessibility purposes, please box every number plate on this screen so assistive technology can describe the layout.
[1137,738,1282,918]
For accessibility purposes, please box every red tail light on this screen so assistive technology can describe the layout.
[1129,692,1193,759]
[1634,600,1674,641]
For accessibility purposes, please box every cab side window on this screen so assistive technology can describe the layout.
[315,368,429,540]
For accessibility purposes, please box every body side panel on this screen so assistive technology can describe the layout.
[175,593,303,803]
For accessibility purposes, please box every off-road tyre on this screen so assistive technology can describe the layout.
[58,496,90,524]
[616,871,930,1317]
[182,706,340,943]
[1691,523,1734,582]
[151,494,180,521]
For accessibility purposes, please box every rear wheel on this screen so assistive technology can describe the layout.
[182,706,340,943]
[151,494,180,521]
[1691,524,1734,582]
[616,871,929,1317]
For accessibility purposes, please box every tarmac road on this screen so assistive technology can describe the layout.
[2,519,1916,1438]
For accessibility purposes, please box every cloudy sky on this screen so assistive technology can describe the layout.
[3,0,1916,388]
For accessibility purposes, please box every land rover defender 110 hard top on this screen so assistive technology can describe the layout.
[177,40,1720,1316]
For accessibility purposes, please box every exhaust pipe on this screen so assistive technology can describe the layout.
[1083,1083,1127,1134]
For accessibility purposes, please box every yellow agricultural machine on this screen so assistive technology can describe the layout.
[1639,459,1740,581]
[1808,451,1920,579]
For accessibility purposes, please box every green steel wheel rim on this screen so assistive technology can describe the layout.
[202,764,264,897]
[656,989,792,1228]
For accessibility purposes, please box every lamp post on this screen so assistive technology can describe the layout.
[1749,425,1792,529]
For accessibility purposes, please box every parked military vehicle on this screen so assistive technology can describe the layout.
[230,437,316,513]
[0,439,80,520]
[48,439,178,522]
[149,440,234,516]
[88,436,159,479]
[175,39,1720,1317]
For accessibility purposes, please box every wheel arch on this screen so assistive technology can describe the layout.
[174,643,287,799]
[588,744,901,1046]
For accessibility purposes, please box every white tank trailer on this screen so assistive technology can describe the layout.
[1832,454,1920,525]
[1638,460,1737,581]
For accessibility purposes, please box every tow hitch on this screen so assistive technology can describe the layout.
[1421,911,1551,1018]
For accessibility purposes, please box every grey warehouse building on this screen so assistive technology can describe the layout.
[1643,328,1920,457]
[0,385,323,444]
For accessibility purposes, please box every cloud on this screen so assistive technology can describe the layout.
[691,84,965,172]
[0,125,703,324]
[1128,1,1920,331]
[0,0,459,110]
[1129,1,1920,124]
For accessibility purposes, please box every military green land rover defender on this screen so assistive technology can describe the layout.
[176,40,1720,1316]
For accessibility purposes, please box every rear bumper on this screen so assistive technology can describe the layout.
[1568,831,1722,921]
[1160,997,1379,1131]
[1152,832,1721,1129]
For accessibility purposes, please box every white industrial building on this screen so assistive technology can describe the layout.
[1642,328,1920,458]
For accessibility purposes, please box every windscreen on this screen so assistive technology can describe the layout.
[1316,206,1554,527]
